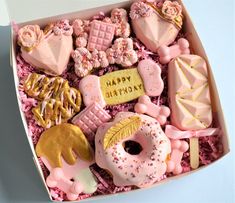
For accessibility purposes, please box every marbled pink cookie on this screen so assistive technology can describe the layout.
[168,55,212,130]
[95,112,171,187]
[87,20,115,51]
[166,140,189,175]
[158,38,190,64]
[134,95,170,125]
[21,32,73,75]
[72,102,111,138]
[131,2,180,52]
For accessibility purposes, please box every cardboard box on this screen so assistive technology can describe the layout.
[0,0,230,202]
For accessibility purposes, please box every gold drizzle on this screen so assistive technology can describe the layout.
[24,73,82,128]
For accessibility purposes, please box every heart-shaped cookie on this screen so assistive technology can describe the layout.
[130,1,182,53]
[18,23,73,75]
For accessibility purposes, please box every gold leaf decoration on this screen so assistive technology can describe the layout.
[103,116,142,149]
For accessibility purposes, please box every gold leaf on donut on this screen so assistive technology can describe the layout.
[103,116,142,149]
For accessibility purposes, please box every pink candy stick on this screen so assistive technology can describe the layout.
[134,95,170,125]
[167,140,189,175]
[157,38,190,64]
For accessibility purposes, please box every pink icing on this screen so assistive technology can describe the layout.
[161,0,182,20]
[95,112,171,188]
[130,1,153,19]
[18,25,44,49]
[106,38,138,67]
[53,19,73,36]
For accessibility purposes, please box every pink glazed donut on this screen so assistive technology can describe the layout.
[95,112,171,188]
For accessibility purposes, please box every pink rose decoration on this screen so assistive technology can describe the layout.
[53,19,73,36]
[106,38,138,67]
[161,0,182,20]
[130,2,153,19]
[18,25,43,50]
[71,48,109,77]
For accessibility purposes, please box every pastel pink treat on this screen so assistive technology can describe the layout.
[42,157,97,201]
[71,48,109,77]
[87,20,115,51]
[72,102,111,138]
[134,95,170,125]
[130,1,183,52]
[18,24,73,76]
[79,59,164,107]
[95,112,171,187]
[106,38,138,67]
[166,140,189,175]
[157,38,190,64]
[168,55,212,130]
[79,75,106,107]
[137,59,164,96]
[111,8,131,38]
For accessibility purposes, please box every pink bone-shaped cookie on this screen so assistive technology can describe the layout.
[134,95,170,125]
[41,156,96,201]
[166,140,189,175]
[46,168,83,201]
[79,59,164,107]
[157,38,190,64]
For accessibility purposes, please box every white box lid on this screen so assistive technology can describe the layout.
[0,0,129,26]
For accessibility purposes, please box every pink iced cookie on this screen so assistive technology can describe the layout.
[168,55,212,130]
[137,59,164,96]
[18,24,73,76]
[42,157,97,201]
[134,95,170,125]
[79,59,164,107]
[95,112,171,187]
[87,20,115,51]
[72,102,111,139]
[130,1,183,52]
[157,38,190,64]
[166,140,189,175]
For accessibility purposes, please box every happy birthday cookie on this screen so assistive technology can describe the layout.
[79,59,164,107]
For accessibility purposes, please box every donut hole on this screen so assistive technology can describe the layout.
[123,140,143,155]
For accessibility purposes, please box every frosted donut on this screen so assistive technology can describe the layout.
[95,112,171,188]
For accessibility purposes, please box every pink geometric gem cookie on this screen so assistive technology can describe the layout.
[87,20,115,51]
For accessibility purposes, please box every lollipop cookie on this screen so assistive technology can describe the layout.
[95,112,171,187]
[36,123,97,200]
[18,20,73,75]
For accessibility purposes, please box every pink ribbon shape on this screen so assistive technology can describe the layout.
[165,125,219,140]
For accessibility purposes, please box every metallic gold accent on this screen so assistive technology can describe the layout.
[36,123,93,167]
[146,2,183,30]
[24,73,82,128]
